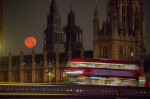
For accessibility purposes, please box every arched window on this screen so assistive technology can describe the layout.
[103,47,108,59]
[119,47,123,60]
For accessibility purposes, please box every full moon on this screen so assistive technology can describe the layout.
[25,37,36,48]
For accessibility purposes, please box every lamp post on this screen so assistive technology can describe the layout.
[62,71,67,84]
[48,63,52,83]
[45,62,53,83]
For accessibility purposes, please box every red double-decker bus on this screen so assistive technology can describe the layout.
[64,58,140,87]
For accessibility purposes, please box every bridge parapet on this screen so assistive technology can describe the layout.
[0,83,150,98]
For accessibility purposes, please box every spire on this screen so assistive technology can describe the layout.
[94,0,99,22]
[93,0,99,40]
[50,0,58,13]
[94,0,98,16]
[68,6,75,25]
[20,47,24,57]
[71,5,72,11]
[20,47,23,54]
[96,0,98,9]
[106,1,110,20]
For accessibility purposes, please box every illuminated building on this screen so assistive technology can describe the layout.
[0,0,85,83]
[93,0,146,61]
[0,0,148,84]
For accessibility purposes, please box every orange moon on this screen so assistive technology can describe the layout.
[25,37,36,48]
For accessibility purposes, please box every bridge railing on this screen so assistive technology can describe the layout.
[0,83,150,98]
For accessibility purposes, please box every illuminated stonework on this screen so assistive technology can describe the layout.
[93,0,146,61]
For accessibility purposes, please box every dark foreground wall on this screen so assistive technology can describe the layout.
[0,83,150,99]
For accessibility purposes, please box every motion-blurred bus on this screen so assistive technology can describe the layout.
[64,58,141,87]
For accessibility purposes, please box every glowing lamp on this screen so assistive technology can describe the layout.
[131,52,134,57]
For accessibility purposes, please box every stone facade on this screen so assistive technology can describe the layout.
[0,0,85,83]
[44,0,65,54]
[0,0,148,83]
[93,0,146,61]
[0,48,67,83]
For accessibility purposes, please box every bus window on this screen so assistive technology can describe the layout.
[67,62,88,67]
[110,64,118,69]
[77,62,88,67]
[105,63,111,68]
[123,64,137,70]
[95,63,105,68]
[69,62,77,67]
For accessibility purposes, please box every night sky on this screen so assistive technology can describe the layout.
[2,0,150,56]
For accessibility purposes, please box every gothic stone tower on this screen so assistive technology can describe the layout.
[0,0,2,66]
[93,0,146,61]
[64,8,83,55]
[44,0,65,54]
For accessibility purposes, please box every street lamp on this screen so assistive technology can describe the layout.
[45,62,53,83]
[48,63,52,83]
[62,71,67,84]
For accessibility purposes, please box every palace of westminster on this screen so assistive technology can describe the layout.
[0,0,149,83]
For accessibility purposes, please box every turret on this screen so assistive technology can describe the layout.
[68,6,75,26]
[50,0,58,14]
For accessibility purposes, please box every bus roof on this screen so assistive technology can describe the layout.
[68,58,139,65]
